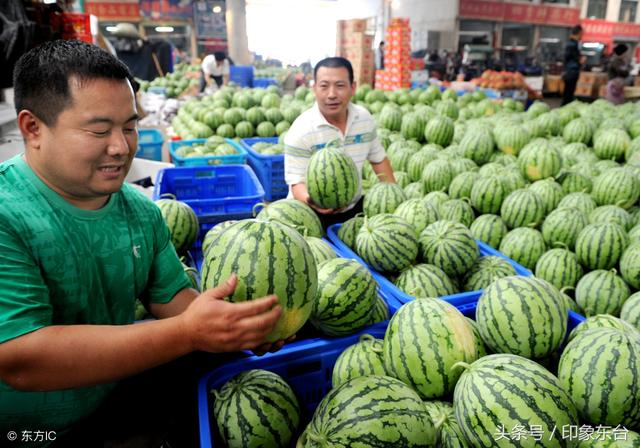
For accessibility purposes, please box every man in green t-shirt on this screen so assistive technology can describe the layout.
[0,40,284,445]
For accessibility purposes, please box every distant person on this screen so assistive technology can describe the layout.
[200,51,230,92]
[562,25,583,105]
[375,41,385,70]
[110,22,172,81]
[606,44,631,105]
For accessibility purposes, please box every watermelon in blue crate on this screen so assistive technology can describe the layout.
[168,138,248,166]
[240,137,287,202]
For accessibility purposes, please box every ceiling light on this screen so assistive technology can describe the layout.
[155,26,174,33]
[213,5,222,13]
[106,26,118,32]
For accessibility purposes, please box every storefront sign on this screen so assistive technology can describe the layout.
[140,0,193,20]
[581,18,640,41]
[459,0,580,27]
[85,0,139,21]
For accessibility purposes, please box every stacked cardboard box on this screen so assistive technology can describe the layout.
[336,19,375,86]
[375,18,411,91]
[575,71,608,98]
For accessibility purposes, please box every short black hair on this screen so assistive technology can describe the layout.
[13,39,133,126]
[314,57,354,84]
[214,51,226,61]
[571,25,583,36]
[614,43,629,56]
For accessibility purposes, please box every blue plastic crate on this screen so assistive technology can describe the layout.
[136,129,164,161]
[240,137,287,202]
[229,65,254,87]
[197,295,584,448]
[327,223,531,307]
[168,138,247,166]
[253,77,278,88]
[147,86,167,96]
[152,165,265,222]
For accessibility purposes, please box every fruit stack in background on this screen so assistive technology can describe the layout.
[375,18,411,91]
[335,19,376,86]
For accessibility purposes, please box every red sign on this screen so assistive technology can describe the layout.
[140,0,193,20]
[582,18,640,41]
[85,1,140,21]
[459,0,580,27]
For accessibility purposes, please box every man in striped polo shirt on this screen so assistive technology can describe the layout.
[284,57,395,229]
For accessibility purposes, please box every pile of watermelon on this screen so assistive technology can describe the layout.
[171,84,314,140]
[172,135,241,159]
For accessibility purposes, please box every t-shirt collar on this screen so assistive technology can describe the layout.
[312,101,359,131]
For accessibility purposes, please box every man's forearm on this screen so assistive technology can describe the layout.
[371,158,396,183]
[150,287,199,319]
[0,316,192,391]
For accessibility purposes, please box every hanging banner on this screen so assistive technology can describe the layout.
[85,0,140,21]
[581,18,640,41]
[459,0,580,27]
[140,0,193,20]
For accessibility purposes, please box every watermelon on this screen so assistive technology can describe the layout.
[494,125,530,156]
[394,171,410,188]
[212,369,300,448]
[575,269,630,317]
[576,430,640,446]
[394,263,457,298]
[536,111,563,136]
[305,236,337,266]
[234,120,254,139]
[404,181,425,199]
[437,99,459,120]
[401,112,426,141]
[306,145,359,209]
[422,401,468,448]
[594,128,630,161]
[298,375,437,447]
[528,178,565,214]
[476,276,567,358]
[422,159,454,193]
[256,199,323,238]
[575,222,629,270]
[470,175,507,215]
[384,299,477,399]
[202,220,237,257]
[558,327,640,429]
[155,198,199,253]
[499,227,546,271]
[621,292,640,331]
[535,248,584,290]
[569,314,639,342]
[439,199,475,228]
[470,214,508,248]
[201,220,317,341]
[558,191,598,215]
[620,243,640,289]
[256,121,276,137]
[311,258,376,336]
[389,147,415,173]
[423,191,450,211]
[419,220,479,278]
[425,115,455,147]
[368,295,390,325]
[223,108,244,126]
[589,205,632,230]
[379,107,403,131]
[408,150,439,182]
[394,198,439,234]
[500,169,528,194]
[592,167,640,210]
[558,171,593,194]
[331,334,386,387]
[459,129,495,165]
[363,181,407,216]
[563,117,593,145]
[500,188,545,229]
[454,354,578,447]
[245,106,266,126]
[265,108,284,125]
[337,215,364,249]
[449,172,477,200]
[542,206,588,250]
[518,140,562,182]
[356,213,418,273]
[462,255,517,292]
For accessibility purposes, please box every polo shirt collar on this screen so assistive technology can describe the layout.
[312,102,359,131]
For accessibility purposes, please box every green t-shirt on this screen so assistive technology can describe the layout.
[0,155,191,436]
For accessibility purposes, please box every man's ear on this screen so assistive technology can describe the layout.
[18,110,45,150]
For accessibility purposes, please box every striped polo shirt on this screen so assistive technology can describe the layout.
[284,102,387,207]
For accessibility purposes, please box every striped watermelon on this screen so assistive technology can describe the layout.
[337,215,364,250]
[470,175,507,215]
[476,276,567,358]
[384,299,478,399]
[394,263,457,298]
[558,171,593,194]
[401,112,426,142]
[500,169,528,194]
[535,248,584,290]
[558,191,598,215]
[404,181,425,199]
[155,199,199,253]
[310,258,376,336]
[369,296,390,325]
[423,401,469,448]
[425,115,455,147]
[408,150,439,182]
[576,430,640,447]
[202,220,237,257]
[422,159,454,193]
[423,191,450,210]
[466,317,489,358]
[439,199,475,228]
[459,129,495,165]
[589,205,632,230]
[477,162,503,177]
[379,106,403,131]
[500,188,545,229]
[419,220,479,278]
[529,178,565,214]
[558,327,640,429]
[494,125,530,156]
[499,228,546,270]
[594,128,631,161]
[305,237,337,266]
[462,255,516,292]
[454,354,578,447]
[621,292,640,331]
[592,167,640,210]
[575,222,629,270]
[542,207,589,250]
[537,111,563,136]
[620,243,640,289]
[331,334,386,387]
[470,214,508,248]
[363,182,407,217]
[451,157,478,176]
[394,171,410,188]
[575,269,630,317]
[569,314,639,342]
[449,172,478,200]
[394,198,439,234]
[256,199,323,238]
[306,145,359,209]
[389,147,414,172]
[298,374,437,447]
[212,369,300,448]
[595,159,621,174]
[201,220,317,341]
[518,140,562,182]
[563,117,593,145]
[356,213,418,273]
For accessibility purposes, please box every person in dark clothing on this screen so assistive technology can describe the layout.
[606,44,631,105]
[562,25,583,105]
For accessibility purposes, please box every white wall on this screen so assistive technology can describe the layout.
[390,0,459,50]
